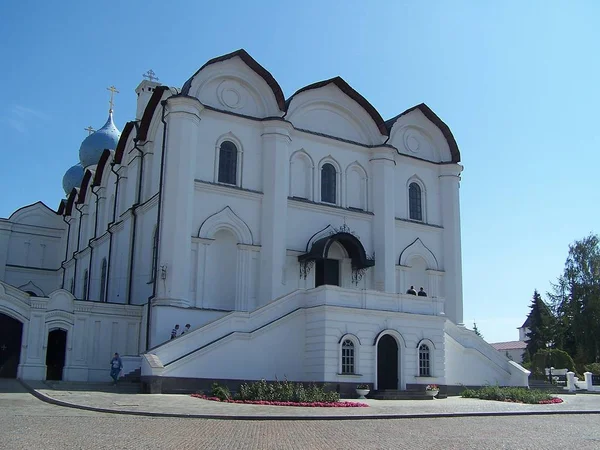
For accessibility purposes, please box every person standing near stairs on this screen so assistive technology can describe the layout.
[110,353,123,386]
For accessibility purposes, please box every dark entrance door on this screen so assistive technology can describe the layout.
[46,329,67,381]
[315,259,340,287]
[377,335,399,390]
[0,313,23,378]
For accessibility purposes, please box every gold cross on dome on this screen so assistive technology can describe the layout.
[143,69,159,82]
[106,85,119,113]
[84,126,95,135]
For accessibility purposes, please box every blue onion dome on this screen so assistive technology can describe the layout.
[62,163,85,195]
[78,112,121,168]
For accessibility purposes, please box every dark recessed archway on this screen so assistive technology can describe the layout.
[377,335,399,390]
[0,313,23,379]
[299,231,374,288]
[46,329,67,381]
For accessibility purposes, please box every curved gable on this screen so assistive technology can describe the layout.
[114,121,136,164]
[386,104,460,163]
[285,78,386,145]
[135,85,173,143]
[77,170,94,204]
[8,202,63,227]
[92,149,113,187]
[182,49,284,118]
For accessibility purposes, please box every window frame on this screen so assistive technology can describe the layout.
[320,162,338,205]
[417,339,435,377]
[217,141,238,185]
[214,134,243,187]
[100,258,107,302]
[338,334,360,375]
[82,269,89,301]
[407,177,426,222]
[150,226,158,283]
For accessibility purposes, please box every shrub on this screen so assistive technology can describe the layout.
[584,363,600,375]
[531,349,577,378]
[210,382,232,401]
[461,386,562,404]
[236,378,340,403]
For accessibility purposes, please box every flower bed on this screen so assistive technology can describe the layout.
[191,394,368,408]
[461,386,563,405]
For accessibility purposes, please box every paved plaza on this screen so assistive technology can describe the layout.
[2,380,600,449]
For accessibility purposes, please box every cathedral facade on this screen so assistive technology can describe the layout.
[0,50,528,393]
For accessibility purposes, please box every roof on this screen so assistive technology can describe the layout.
[181,49,286,111]
[385,103,461,163]
[491,341,527,351]
[286,77,389,136]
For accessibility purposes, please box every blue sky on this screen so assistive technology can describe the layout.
[1,1,598,342]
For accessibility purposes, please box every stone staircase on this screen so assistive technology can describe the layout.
[369,388,446,400]
[121,368,141,383]
[529,379,568,394]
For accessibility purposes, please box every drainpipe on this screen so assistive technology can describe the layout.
[87,186,101,300]
[145,100,168,350]
[73,202,85,299]
[126,139,145,305]
[105,162,122,304]
[60,214,71,289]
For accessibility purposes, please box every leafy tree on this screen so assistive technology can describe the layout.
[472,322,483,338]
[525,290,555,359]
[548,234,600,364]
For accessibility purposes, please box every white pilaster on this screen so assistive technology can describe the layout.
[370,148,396,293]
[439,164,464,324]
[0,228,10,280]
[194,239,211,308]
[427,269,444,298]
[236,245,253,311]
[259,123,292,304]
[155,96,203,307]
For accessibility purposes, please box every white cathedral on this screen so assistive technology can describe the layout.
[0,50,528,395]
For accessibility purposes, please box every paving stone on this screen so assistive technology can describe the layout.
[3,380,600,449]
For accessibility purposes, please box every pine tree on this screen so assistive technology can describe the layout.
[525,290,555,358]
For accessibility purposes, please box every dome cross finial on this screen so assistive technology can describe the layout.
[106,85,119,113]
[84,125,95,135]
[143,69,159,82]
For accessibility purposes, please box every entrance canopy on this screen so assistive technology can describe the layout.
[298,232,374,270]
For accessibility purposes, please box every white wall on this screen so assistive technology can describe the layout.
[0,282,143,382]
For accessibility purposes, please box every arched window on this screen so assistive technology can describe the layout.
[341,339,355,374]
[218,141,238,185]
[419,343,431,376]
[82,269,89,301]
[409,182,423,221]
[100,258,107,302]
[150,226,158,282]
[321,163,337,204]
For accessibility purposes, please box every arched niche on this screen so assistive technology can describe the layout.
[289,150,314,200]
[345,162,368,210]
[198,206,253,245]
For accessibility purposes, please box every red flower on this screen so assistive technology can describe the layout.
[191,394,368,408]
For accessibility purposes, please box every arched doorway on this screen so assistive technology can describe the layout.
[0,313,23,378]
[46,329,67,381]
[298,230,375,287]
[377,334,399,390]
